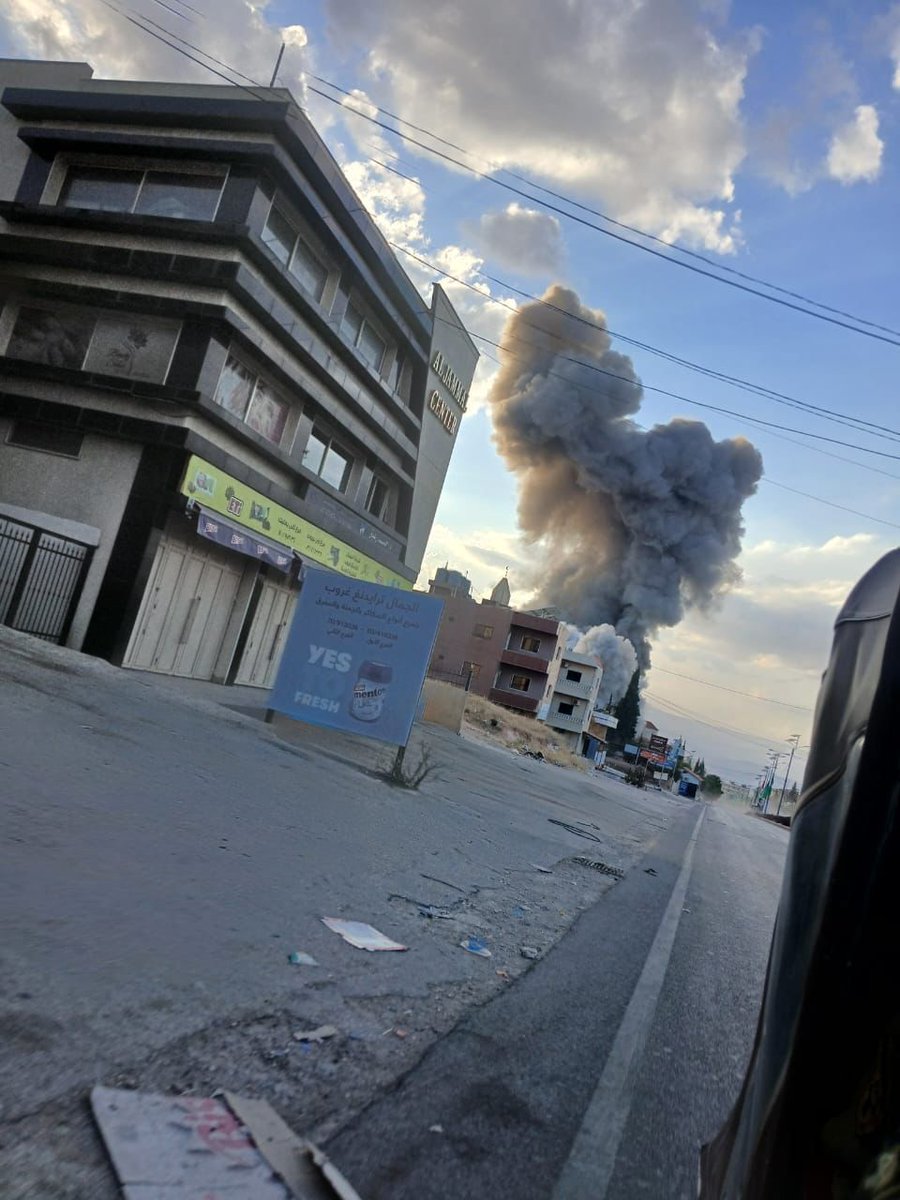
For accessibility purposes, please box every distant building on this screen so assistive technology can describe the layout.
[538,649,604,752]
[489,574,511,607]
[427,572,560,712]
[428,566,471,599]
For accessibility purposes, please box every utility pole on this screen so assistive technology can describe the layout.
[776,734,801,816]
[269,42,285,88]
[761,750,785,814]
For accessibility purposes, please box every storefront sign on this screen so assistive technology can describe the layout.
[430,350,469,411]
[197,509,293,572]
[649,734,669,754]
[181,455,411,590]
[428,389,458,434]
[269,568,443,746]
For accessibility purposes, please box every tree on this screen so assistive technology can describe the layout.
[702,774,722,796]
[614,669,641,747]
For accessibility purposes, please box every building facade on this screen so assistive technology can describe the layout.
[426,574,561,712]
[0,60,477,685]
[539,649,604,752]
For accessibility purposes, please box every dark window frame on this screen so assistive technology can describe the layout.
[213,352,294,448]
[509,673,532,692]
[558,700,576,716]
[59,163,226,222]
[6,420,84,459]
[521,635,542,653]
[473,623,494,639]
[301,425,354,494]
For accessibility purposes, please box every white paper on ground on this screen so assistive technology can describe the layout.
[321,917,408,952]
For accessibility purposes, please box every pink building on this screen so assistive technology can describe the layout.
[427,574,561,715]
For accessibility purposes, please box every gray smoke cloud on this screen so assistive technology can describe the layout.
[489,286,763,667]
[560,621,637,706]
[574,624,638,707]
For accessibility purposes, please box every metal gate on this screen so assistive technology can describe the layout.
[0,516,92,643]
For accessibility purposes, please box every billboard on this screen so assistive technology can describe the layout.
[649,733,669,754]
[269,569,443,746]
[181,455,411,589]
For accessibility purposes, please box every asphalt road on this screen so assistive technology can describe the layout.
[326,801,788,1200]
[0,627,680,1198]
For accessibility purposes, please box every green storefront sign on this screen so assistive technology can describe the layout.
[181,455,412,590]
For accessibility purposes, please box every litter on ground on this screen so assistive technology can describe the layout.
[321,918,408,952]
[293,1025,338,1043]
[459,936,492,958]
[90,1086,365,1198]
[288,950,319,966]
[520,946,540,960]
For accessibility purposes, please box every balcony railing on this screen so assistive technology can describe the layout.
[544,709,587,731]
[489,686,539,714]
[499,647,552,672]
[553,676,594,699]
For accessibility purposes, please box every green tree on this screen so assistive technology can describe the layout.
[614,669,641,746]
[702,773,722,796]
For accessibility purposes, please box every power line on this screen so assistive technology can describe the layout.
[311,72,900,341]
[466,328,900,530]
[645,691,811,752]
[457,320,900,493]
[305,81,900,349]
[376,150,900,446]
[400,243,900,463]
[764,480,900,529]
[650,667,813,711]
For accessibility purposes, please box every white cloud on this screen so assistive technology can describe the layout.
[469,204,564,276]
[826,104,884,185]
[0,0,308,97]
[417,521,530,600]
[326,0,758,252]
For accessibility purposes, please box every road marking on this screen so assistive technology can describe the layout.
[552,805,706,1200]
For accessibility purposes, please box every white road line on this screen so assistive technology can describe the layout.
[552,805,707,1200]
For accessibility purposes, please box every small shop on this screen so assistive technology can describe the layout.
[122,454,410,686]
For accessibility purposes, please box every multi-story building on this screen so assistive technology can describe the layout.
[427,573,560,713]
[539,649,604,752]
[427,565,471,600]
[0,60,477,685]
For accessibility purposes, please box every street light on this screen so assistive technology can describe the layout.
[776,734,801,816]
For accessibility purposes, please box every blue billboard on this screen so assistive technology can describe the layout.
[269,568,443,746]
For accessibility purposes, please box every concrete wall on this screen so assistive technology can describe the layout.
[0,419,141,648]
[421,678,466,734]
[406,285,479,574]
[428,593,512,695]
[0,61,94,206]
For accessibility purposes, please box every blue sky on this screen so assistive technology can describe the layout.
[2,0,898,782]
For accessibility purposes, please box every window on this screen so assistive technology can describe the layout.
[521,635,542,653]
[213,355,292,447]
[302,427,353,492]
[365,475,390,520]
[289,239,328,302]
[341,303,387,372]
[83,317,179,382]
[261,205,295,265]
[565,669,583,683]
[509,674,531,692]
[245,380,290,445]
[473,623,494,639]
[7,420,83,458]
[5,306,179,383]
[60,166,223,221]
[262,204,329,301]
[215,356,255,419]
[558,701,576,716]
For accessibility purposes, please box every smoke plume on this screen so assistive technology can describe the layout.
[490,286,763,666]
[572,624,638,707]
